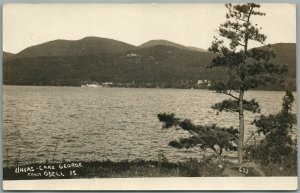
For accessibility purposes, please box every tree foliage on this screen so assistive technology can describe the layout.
[157,113,238,157]
[208,3,287,163]
[209,3,287,93]
[212,98,260,113]
[253,91,296,147]
[249,91,297,166]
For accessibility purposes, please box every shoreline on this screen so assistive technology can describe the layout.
[2,84,296,92]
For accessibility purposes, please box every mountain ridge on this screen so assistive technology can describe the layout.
[3,51,15,61]
[9,37,208,58]
[3,37,296,90]
[139,39,207,52]
[14,37,137,58]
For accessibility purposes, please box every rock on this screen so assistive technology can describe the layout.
[223,161,266,177]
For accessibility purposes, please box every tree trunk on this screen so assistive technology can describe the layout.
[238,90,245,164]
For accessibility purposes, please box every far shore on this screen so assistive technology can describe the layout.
[3,84,296,92]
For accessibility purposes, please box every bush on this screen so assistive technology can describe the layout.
[247,91,297,176]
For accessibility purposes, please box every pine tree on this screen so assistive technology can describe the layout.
[251,91,297,163]
[208,3,287,163]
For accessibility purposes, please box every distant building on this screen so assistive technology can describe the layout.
[102,82,113,86]
[197,80,204,84]
[81,83,102,88]
[197,80,211,84]
[127,53,139,57]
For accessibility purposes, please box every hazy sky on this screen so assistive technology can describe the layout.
[3,3,296,54]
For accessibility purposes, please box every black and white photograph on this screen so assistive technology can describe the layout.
[2,3,297,190]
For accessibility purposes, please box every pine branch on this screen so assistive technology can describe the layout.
[243,130,259,150]
[157,113,239,155]
[237,42,245,47]
[237,17,247,22]
[212,99,260,113]
[217,90,239,100]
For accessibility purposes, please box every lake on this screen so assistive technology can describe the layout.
[3,86,296,165]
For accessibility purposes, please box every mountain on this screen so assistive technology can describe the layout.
[139,39,187,49]
[15,37,136,58]
[3,37,296,90]
[139,39,207,52]
[187,46,207,52]
[250,43,296,90]
[269,43,296,79]
[3,52,15,61]
[3,44,216,87]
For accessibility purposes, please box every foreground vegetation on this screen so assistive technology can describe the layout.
[4,153,297,180]
[157,90,297,177]
[4,159,225,180]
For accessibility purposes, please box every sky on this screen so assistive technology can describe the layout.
[3,3,296,54]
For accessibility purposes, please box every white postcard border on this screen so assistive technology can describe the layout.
[3,177,298,191]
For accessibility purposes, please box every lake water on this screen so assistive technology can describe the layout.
[3,86,296,165]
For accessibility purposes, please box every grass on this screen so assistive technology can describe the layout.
[3,159,225,180]
[4,158,297,180]
[244,152,297,176]
[4,156,296,180]
[260,163,297,176]
[257,160,297,176]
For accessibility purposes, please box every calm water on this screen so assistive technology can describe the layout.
[3,86,296,165]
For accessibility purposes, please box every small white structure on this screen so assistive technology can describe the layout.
[197,80,211,84]
[127,53,139,57]
[197,80,204,84]
[81,84,102,88]
[102,82,113,86]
